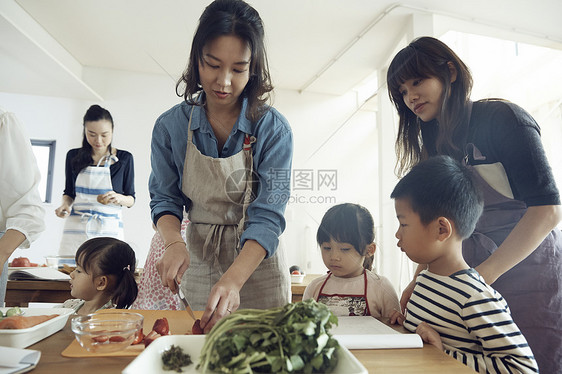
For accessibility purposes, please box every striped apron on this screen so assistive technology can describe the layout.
[58,155,123,256]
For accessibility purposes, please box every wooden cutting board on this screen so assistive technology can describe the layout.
[61,309,201,358]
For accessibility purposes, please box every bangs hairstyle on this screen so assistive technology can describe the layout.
[390,155,483,239]
[386,36,473,177]
[176,0,273,123]
[75,237,138,309]
[72,104,114,174]
[317,203,375,269]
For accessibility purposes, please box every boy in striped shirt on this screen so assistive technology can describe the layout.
[389,155,538,374]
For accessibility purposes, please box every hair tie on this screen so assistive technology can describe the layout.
[123,264,131,272]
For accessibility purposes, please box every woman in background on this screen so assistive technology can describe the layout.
[386,36,562,373]
[55,104,135,256]
[0,106,45,303]
[150,0,292,331]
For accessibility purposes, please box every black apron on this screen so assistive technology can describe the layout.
[463,143,562,374]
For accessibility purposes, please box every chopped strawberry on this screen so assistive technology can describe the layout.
[192,319,204,335]
[141,317,171,346]
[152,318,170,335]
[143,330,161,347]
[132,328,144,345]
[92,335,109,343]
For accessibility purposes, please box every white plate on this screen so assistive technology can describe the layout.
[123,334,367,374]
[0,307,74,348]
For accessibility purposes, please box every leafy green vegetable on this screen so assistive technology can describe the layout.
[161,344,192,372]
[198,299,339,373]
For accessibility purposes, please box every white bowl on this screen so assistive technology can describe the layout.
[291,274,305,283]
[123,334,368,374]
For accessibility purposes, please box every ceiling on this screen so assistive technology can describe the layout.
[2,0,562,100]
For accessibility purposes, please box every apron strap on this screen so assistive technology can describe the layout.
[463,101,475,165]
[79,212,103,238]
[187,106,195,143]
[362,271,371,316]
[316,272,332,301]
[465,143,487,165]
[243,134,256,150]
[237,134,257,237]
[96,154,119,167]
[202,224,240,275]
[203,224,223,275]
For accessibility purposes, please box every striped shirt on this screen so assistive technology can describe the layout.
[404,269,538,373]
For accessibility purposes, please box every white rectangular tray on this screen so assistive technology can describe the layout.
[0,307,74,348]
[123,334,367,374]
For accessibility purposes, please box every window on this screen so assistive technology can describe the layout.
[31,140,56,203]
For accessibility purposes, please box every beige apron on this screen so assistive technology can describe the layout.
[180,107,289,310]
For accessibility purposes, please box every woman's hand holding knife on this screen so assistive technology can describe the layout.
[156,242,189,293]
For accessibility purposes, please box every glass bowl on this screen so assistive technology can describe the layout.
[45,255,76,269]
[71,312,144,353]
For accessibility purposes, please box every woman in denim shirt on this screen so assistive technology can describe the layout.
[149,0,292,332]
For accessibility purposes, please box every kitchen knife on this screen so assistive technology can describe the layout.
[175,280,197,321]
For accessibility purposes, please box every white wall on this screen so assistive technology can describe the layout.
[274,89,381,276]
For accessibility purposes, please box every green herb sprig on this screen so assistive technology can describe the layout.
[198,299,339,373]
[161,344,192,372]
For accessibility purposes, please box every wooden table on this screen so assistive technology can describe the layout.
[5,280,71,307]
[7,273,319,307]
[6,269,144,307]
[26,310,475,373]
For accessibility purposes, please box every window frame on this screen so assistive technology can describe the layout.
[30,139,56,203]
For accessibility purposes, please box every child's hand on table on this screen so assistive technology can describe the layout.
[389,309,406,325]
[416,322,443,351]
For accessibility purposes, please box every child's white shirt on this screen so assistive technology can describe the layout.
[62,298,115,313]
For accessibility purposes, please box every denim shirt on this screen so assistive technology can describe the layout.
[149,99,293,258]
